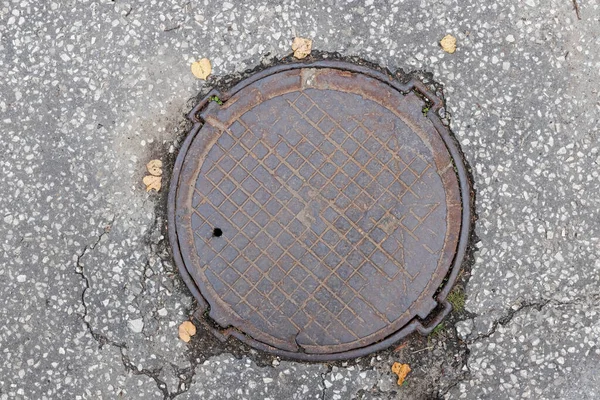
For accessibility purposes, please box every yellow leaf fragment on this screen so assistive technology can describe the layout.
[391,362,411,386]
[143,175,162,192]
[178,320,197,343]
[292,37,312,59]
[147,159,163,176]
[191,58,212,80]
[440,34,457,54]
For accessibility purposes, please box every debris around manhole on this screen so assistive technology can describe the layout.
[440,34,457,54]
[178,320,197,342]
[147,159,163,176]
[291,37,312,59]
[191,58,212,80]
[391,362,411,386]
[393,342,409,352]
[170,61,471,361]
[143,175,162,192]
[143,159,163,192]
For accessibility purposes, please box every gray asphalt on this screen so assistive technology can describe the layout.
[1,0,599,399]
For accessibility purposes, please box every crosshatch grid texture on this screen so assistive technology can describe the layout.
[173,65,464,358]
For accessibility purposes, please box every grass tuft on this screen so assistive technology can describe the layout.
[447,288,466,312]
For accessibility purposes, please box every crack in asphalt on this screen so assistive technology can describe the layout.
[440,293,600,398]
[466,293,600,345]
[119,348,171,399]
[166,361,198,399]
[436,300,551,399]
[74,217,119,349]
[319,365,333,400]
[465,299,551,344]
[73,215,199,400]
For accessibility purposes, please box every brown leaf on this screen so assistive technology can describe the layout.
[143,175,162,192]
[440,34,457,54]
[178,320,197,343]
[147,159,163,176]
[292,37,312,59]
[191,58,212,80]
[391,362,411,386]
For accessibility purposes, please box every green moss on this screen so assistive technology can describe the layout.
[209,95,223,105]
[447,288,466,312]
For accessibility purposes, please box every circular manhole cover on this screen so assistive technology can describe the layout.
[169,61,471,360]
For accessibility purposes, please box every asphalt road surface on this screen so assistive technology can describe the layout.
[1,0,599,399]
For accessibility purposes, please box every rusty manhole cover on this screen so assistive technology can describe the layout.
[168,61,471,360]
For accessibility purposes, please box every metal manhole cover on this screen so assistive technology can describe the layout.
[169,61,471,360]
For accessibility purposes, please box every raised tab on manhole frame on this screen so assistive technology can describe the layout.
[168,61,471,361]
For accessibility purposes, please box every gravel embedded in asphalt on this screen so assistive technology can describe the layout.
[1,0,599,399]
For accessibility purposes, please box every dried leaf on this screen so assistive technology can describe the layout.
[178,320,197,343]
[440,34,457,54]
[191,58,212,80]
[391,362,411,386]
[147,159,163,176]
[292,37,312,59]
[143,175,162,192]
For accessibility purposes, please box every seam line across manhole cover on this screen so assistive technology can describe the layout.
[168,61,471,361]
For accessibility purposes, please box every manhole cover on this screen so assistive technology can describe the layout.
[169,61,471,360]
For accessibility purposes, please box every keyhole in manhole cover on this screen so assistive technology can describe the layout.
[212,228,223,237]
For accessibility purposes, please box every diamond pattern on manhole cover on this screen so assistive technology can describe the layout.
[169,61,471,360]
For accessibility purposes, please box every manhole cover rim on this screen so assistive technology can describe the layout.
[168,60,472,361]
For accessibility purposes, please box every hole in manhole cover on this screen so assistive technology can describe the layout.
[212,227,223,237]
[168,61,471,361]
